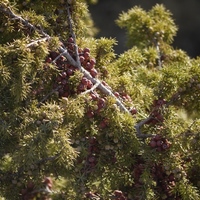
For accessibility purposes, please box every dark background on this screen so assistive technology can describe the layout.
[89,0,200,58]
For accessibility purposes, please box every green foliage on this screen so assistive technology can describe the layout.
[0,1,200,200]
[116,4,177,48]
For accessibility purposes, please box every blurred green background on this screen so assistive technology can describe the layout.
[89,0,200,58]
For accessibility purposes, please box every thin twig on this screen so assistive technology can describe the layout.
[153,37,162,70]
[81,81,101,95]
[37,86,62,107]
[66,5,76,40]
[0,4,50,38]
[36,154,60,165]
[156,42,162,69]
[26,36,50,48]
[51,50,68,65]
[66,4,82,68]
[135,116,154,138]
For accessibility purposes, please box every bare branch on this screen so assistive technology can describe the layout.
[26,37,50,48]
[155,41,162,70]
[66,5,82,68]
[153,36,162,70]
[135,116,154,138]
[51,49,68,65]
[81,81,101,95]
[0,3,50,38]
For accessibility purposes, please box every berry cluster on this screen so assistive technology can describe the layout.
[129,158,183,199]
[113,91,132,102]
[149,134,171,152]
[87,92,107,116]
[20,181,35,200]
[86,136,100,171]
[132,163,145,188]
[44,36,138,114]
[130,156,145,189]
[151,164,182,199]
[72,136,101,174]
[20,177,52,200]
[147,99,167,125]
[44,36,98,98]
[35,112,48,127]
